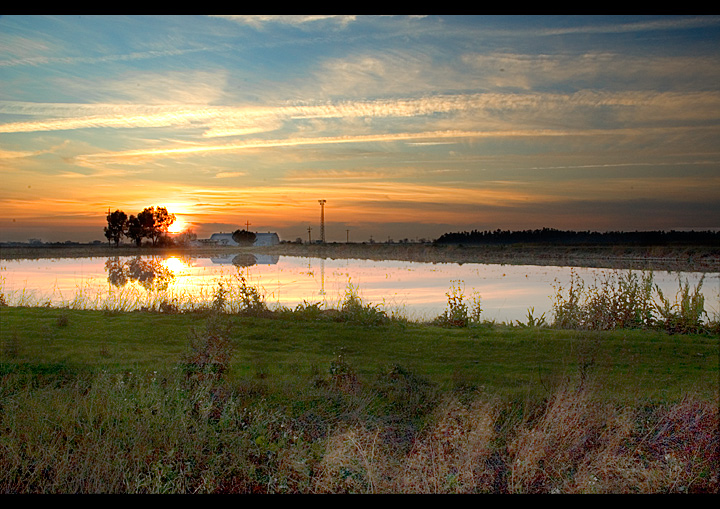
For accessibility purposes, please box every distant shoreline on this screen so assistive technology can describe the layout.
[1,242,719,272]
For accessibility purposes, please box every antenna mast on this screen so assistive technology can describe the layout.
[318,199,326,243]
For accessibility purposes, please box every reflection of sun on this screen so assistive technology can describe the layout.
[163,256,190,274]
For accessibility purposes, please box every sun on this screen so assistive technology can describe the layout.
[168,218,188,234]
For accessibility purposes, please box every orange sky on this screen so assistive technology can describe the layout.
[1,15,719,243]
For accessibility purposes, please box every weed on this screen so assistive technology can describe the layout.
[328,349,360,394]
[655,276,707,334]
[2,330,21,358]
[231,274,268,316]
[551,269,586,329]
[0,356,716,493]
[181,316,234,384]
[338,281,389,326]
[395,396,497,493]
[516,307,547,328]
[211,282,228,312]
[433,280,482,327]
[159,299,180,314]
[550,270,711,333]
[55,310,70,327]
[292,300,326,321]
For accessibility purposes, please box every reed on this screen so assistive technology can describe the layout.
[550,270,715,333]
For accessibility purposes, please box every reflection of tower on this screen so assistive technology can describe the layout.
[320,257,325,296]
[318,199,326,243]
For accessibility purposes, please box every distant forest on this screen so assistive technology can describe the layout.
[434,228,720,246]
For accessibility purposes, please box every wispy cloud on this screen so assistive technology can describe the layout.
[4,90,718,137]
[69,129,571,163]
[214,171,246,178]
[539,16,720,36]
[211,15,358,29]
[0,45,219,69]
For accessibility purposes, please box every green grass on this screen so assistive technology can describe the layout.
[1,305,717,493]
[2,306,717,402]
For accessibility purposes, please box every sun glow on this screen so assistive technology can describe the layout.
[162,256,191,275]
[168,218,188,234]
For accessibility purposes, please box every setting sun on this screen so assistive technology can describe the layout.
[168,218,188,234]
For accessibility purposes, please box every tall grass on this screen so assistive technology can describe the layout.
[1,265,716,334]
[551,270,714,333]
[2,358,716,493]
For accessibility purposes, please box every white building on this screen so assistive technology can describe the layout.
[207,232,280,247]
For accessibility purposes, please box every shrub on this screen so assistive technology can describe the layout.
[654,277,707,334]
[433,280,482,327]
[551,270,710,333]
[230,275,268,316]
[181,316,234,384]
[337,282,389,326]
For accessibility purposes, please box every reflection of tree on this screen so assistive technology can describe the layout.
[105,257,128,287]
[105,256,175,291]
[232,253,257,268]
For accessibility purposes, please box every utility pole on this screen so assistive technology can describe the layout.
[318,199,326,243]
[307,226,312,244]
[346,229,350,243]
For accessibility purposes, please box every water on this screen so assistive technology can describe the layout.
[1,253,718,324]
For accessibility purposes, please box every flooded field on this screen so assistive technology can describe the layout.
[1,252,718,324]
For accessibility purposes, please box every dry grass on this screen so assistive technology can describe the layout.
[1,367,717,494]
[391,397,498,493]
[309,387,718,494]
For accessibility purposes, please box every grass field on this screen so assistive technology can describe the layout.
[1,307,718,401]
[1,300,718,493]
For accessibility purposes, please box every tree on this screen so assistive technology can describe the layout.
[232,229,256,246]
[126,215,145,246]
[104,209,127,247]
[174,230,197,246]
[143,206,176,246]
[103,205,176,247]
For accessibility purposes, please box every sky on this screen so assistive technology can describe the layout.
[1,15,719,243]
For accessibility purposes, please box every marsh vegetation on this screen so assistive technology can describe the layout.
[0,247,717,493]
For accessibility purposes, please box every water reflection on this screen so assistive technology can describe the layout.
[1,253,717,323]
[105,256,175,291]
[209,253,280,266]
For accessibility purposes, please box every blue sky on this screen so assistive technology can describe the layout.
[1,15,719,242]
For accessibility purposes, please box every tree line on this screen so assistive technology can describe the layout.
[104,206,176,247]
[434,227,720,246]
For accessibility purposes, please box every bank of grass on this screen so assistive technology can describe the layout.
[1,299,718,493]
[1,304,718,400]
[1,270,718,493]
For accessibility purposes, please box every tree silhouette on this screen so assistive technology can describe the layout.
[104,209,127,247]
[126,215,145,246]
[102,205,176,247]
[232,229,256,246]
[149,206,176,246]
